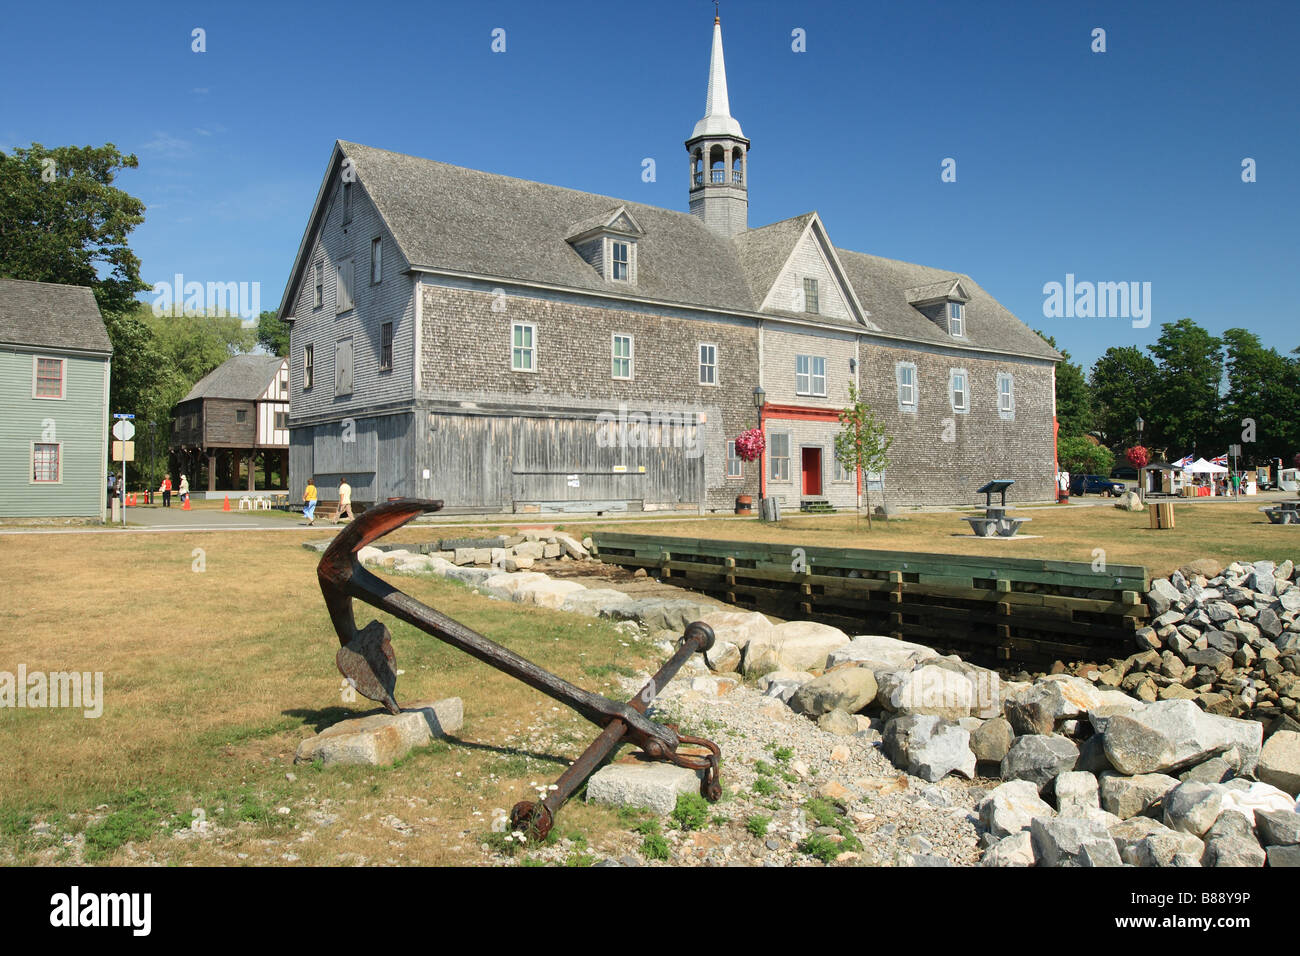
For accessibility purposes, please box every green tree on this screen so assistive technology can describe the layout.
[144,306,256,386]
[256,309,290,356]
[1146,319,1222,456]
[0,143,147,316]
[833,381,892,530]
[1220,328,1298,464]
[1036,332,1092,439]
[1057,435,1114,476]
[1089,346,1160,450]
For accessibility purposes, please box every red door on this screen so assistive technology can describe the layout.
[801,447,822,496]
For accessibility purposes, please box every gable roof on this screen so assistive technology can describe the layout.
[565,205,645,242]
[836,250,1059,359]
[281,141,1059,363]
[906,277,969,305]
[0,279,111,354]
[180,354,286,402]
[334,141,756,314]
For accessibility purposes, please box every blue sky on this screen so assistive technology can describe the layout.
[2,0,1296,371]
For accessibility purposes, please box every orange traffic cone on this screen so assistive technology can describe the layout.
[223,495,231,511]
[182,497,192,511]
[127,493,135,506]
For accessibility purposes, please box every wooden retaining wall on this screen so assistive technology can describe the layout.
[592,533,1150,670]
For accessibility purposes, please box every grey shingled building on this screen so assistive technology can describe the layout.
[277,16,1061,514]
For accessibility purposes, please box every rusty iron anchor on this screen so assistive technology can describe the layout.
[316,497,722,839]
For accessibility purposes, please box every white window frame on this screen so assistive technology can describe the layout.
[274,410,288,430]
[313,261,323,309]
[335,258,355,314]
[33,356,65,400]
[304,343,314,390]
[769,433,791,482]
[31,441,62,484]
[997,372,1015,419]
[796,354,827,397]
[511,322,537,373]
[948,301,965,337]
[609,240,631,282]
[833,453,853,483]
[895,361,917,411]
[611,333,634,380]
[949,368,969,414]
[335,337,354,397]
[699,343,717,386]
[726,440,743,479]
[342,181,353,225]
[371,237,383,284]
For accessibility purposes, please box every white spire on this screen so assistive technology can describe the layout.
[691,16,744,141]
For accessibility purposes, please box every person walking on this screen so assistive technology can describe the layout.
[179,474,190,506]
[303,477,318,525]
[160,473,172,508]
[1230,471,1240,497]
[334,477,353,524]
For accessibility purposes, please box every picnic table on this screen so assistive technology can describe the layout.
[1261,502,1300,525]
[963,479,1033,537]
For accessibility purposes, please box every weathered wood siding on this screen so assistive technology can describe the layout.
[202,399,257,446]
[0,348,108,517]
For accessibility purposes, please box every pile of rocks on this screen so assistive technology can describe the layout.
[345,530,595,572]
[691,609,1300,867]
[1129,559,1300,719]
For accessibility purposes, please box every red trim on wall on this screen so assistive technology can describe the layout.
[762,403,842,422]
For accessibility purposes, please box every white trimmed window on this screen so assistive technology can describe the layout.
[948,301,964,336]
[834,454,853,483]
[33,442,60,482]
[699,343,717,385]
[769,433,791,481]
[511,322,536,372]
[34,356,64,399]
[371,237,383,284]
[335,337,354,396]
[313,261,323,309]
[997,372,1015,418]
[796,355,826,397]
[895,362,917,410]
[304,344,314,389]
[611,241,630,281]
[612,334,633,379]
[950,369,969,414]
[342,181,353,225]
[335,258,355,314]
[726,441,743,479]
[274,411,288,430]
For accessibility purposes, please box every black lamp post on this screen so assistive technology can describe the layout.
[752,386,766,500]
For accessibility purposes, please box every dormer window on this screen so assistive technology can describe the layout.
[611,242,630,281]
[566,206,643,286]
[948,301,964,336]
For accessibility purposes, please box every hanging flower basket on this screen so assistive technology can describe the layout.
[735,428,765,463]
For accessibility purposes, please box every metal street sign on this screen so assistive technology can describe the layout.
[112,440,135,462]
[112,413,135,419]
[112,420,135,441]
[1229,444,1241,458]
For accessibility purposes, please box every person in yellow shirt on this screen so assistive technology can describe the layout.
[303,477,318,525]
[334,478,353,524]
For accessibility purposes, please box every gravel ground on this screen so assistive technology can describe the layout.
[484,633,996,868]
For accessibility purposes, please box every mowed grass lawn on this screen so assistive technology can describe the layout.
[576,501,1300,578]
[0,530,659,866]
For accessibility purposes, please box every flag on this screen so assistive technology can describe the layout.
[1174,454,1194,468]
[1212,454,1228,467]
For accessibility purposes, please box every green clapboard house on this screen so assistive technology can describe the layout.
[0,279,112,519]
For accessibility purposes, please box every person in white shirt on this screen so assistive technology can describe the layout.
[335,478,353,524]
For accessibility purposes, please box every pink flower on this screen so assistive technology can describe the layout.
[735,428,765,462]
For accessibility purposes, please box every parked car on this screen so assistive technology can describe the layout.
[1071,474,1125,497]
[1110,465,1139,480]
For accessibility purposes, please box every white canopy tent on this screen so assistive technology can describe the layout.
[1185,458,1228,474]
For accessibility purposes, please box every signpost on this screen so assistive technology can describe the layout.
[1229,443,1241,497]
[112,414,135,526]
